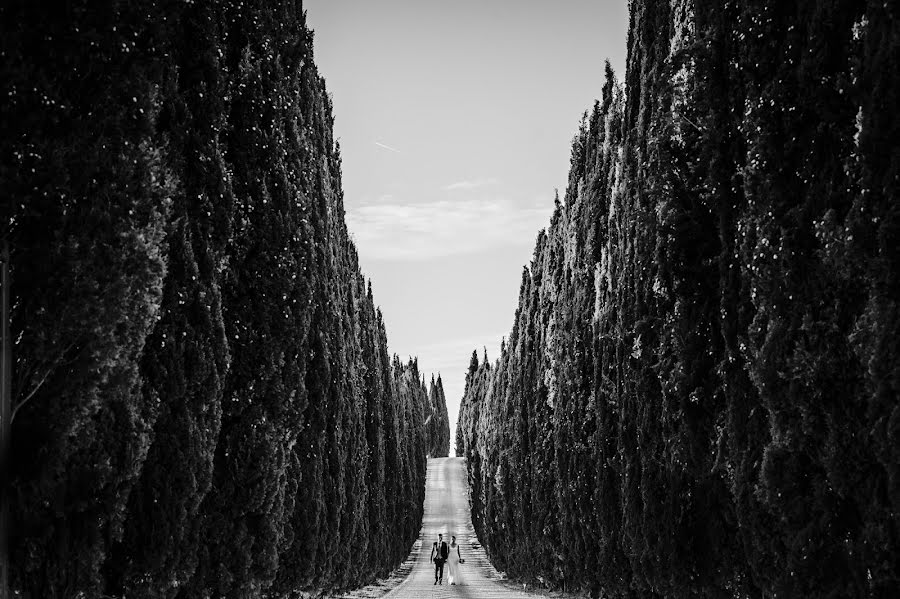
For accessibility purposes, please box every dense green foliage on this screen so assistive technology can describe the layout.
[457,1,899,597]
[2,2,428,597]
[426,374,451,458]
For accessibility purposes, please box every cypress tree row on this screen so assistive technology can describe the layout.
[426,374,451,457]
[457,1,899,597]
[392,357,430,552]
[3,2,430,597]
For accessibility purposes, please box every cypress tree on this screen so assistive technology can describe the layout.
[3,1,174,595]
[426,374,451,457]
[104,3,234,596]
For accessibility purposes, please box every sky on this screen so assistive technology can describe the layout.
[304,0,629,454]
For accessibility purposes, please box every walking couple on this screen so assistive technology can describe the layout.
[430,532,464,585]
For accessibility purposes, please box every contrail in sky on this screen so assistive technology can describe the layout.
[374,141,401,153]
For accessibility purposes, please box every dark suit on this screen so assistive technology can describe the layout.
[432,540,449,582]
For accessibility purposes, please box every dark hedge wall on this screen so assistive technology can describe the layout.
[457,1,899,597]
[2,2,428,597]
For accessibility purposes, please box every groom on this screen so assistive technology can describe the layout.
[432,533,449,584]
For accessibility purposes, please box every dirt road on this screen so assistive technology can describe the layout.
[380,457,536,599]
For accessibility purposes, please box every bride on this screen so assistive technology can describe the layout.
[447,535,463,585]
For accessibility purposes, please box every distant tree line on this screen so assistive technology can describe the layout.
[426,374,451,458]
[457,1,898,597]
[2,1,429,597]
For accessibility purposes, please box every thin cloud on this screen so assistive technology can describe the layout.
[346,197,550,261]
[374,141,402,153]
[443,177,500,191]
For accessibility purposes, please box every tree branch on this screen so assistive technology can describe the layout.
[11,341,76,424]
[681,114,703,133]
[10,367,53,424]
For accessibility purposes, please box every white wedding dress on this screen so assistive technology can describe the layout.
[447,542,461,584]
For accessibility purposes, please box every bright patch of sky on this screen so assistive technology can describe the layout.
[305,0,628,454]
[347,197,549,261]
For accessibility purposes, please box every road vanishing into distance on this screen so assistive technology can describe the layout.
[382,458,538,599]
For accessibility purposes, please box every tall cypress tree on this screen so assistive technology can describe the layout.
[426,374,451,457]
[3,1,174,595]
[104,4,234,596]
